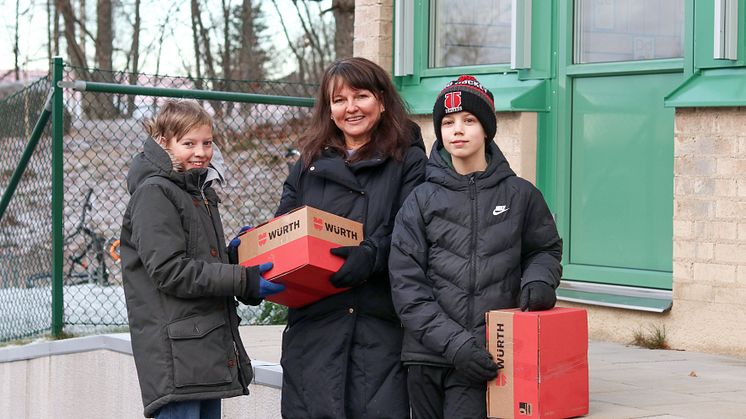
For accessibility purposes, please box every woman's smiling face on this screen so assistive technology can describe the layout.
[329,80,385,149]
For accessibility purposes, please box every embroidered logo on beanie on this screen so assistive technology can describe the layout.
[433,75,497,143]
[444,91,462,113]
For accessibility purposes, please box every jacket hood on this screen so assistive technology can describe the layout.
[426,139,515,190]
[127,137,223,196]
[407,119,427,153]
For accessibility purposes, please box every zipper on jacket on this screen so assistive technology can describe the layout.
[232,339,245,387]
[468,175,477,330]
[200,189,212,216]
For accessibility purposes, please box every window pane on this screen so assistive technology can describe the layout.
[574,0,684,64]
[429,0,512,68]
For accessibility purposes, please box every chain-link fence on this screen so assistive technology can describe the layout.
[0,76,54,341]
[0,63,316,342]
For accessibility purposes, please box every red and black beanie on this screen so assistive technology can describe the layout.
[432,75,496,143]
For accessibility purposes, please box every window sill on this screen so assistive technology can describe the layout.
[557,281,672,313]
[398,73,548,114]
[664,67,746,107]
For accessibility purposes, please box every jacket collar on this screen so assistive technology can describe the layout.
[426,140,515,190]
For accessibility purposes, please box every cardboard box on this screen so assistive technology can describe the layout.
[486,307,588,419]
[237,206,364,308]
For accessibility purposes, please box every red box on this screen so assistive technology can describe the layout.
[237,206,363,308]
[486,308,589,419]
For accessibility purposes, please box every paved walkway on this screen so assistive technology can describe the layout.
[241,326,746,418]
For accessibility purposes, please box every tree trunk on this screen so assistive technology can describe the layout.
[14,0,20,81]
[222,0,232,115]
[191,0,222,119]
[56,0,88,69]
[190,0,203,89]
[238,0,254,81]
[126,0,141,117]
[91,0,119,119]
[331,0,354,59]
[78,0,86,60]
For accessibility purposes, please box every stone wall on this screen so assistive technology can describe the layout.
[353,0,394,69]
[670,107,746,354]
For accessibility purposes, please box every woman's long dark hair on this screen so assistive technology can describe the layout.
[298,57,411,167]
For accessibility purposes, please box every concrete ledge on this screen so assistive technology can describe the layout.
[558,281,673,313]
[0,333,283,388]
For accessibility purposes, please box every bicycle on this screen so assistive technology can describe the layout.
[25,188,120,288]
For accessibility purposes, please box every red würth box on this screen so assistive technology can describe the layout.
[486,307,588,418]
[237,206,363,308]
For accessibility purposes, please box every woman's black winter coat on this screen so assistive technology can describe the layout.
[276,129,427,419]
[388,140,562,366]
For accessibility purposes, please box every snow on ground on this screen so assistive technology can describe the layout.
[1,284,263,342]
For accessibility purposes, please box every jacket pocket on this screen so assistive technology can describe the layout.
[168,312,233,388]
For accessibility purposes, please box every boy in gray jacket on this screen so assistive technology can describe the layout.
[120,99,283,418]
[389,76,562,418]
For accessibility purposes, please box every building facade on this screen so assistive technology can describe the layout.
[354,0,746,356]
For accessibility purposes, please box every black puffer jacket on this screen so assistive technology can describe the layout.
[276,127,427,419]
[121,138,260,417]
[389,140,562,366]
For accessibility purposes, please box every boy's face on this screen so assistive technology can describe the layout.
[164,124,214,171]
[441,111,486,161]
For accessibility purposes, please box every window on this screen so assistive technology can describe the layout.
[429,0,513,68]
[574,0,685,64]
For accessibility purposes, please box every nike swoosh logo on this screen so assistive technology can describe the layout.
[493,206,509,216]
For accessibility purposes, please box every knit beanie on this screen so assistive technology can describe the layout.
[432,75,496,143]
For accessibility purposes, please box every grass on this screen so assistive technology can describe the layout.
[631,324,670,350]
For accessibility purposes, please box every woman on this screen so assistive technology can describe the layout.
[276,57,427,419]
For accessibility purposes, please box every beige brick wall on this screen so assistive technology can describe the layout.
[353,0,393,70]
[669,107,746,354]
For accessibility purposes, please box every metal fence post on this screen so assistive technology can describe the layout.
[51,57,64,337]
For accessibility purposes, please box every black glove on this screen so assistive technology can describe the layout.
[452,339,499,383]
[520,282,557,311]
[227,225,252,265]
[329,241,376,288]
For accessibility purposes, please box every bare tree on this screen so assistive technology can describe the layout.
[237,0,267,82]
[330,0,353,59]
[270,0,332,83]
[190,0,223,118]
[125,0,141,117]
[56,0,88,70]
[92,0,119,118]
[14,0,21,80]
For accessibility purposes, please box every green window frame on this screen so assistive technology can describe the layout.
[665,0,746,107]
[394,0,553,114]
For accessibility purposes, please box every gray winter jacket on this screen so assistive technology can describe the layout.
[389,140,562,366]
[120,137,260,417]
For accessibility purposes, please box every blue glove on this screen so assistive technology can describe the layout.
[227,225,252,264]
[257,262,285,298]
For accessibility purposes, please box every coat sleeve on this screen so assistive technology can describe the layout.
[276,159,303,217]
[389,191,474,362]
[367,146,427,275]
[130,183,256,299]
[520,184,563,289]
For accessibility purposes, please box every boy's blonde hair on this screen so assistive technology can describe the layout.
[143,99,213,144]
